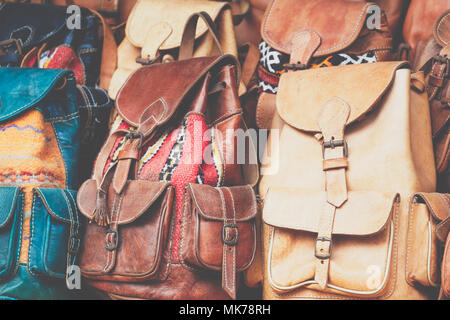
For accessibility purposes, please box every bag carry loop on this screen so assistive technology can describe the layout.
[179,11,224,61]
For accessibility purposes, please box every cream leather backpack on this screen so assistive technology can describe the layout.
[259,60,443,300]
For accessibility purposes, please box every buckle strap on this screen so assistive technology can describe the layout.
[218,187,238,299]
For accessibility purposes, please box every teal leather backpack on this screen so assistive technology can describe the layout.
[0,68,82,299]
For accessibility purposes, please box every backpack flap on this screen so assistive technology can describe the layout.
[263,188,399,298]
[0,68,73,123]
[276,61,409,134]
[77,179,174,282]
[261,0,392,65]
[115,54,239,129]
[28,188,80,280]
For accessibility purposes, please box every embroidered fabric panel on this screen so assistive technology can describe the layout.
[258,40,377,94]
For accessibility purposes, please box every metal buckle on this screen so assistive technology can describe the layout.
[0,38,23,56]
[222,223,239,246]
[314,236,332,260]
[68,236,80,255]
[105,229,118,251]
[125,130,144,149]
[283,63,308,71]
[322,138,348,158]
[432,54,450,78]
[136,54,162,66]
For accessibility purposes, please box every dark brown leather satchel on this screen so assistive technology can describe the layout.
[76,12,258,300]
[416,11,450,191]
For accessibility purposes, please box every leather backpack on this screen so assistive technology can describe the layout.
[257,59,441,299]
[413,11,449,192]
[255,0,393,130]
[402,0,450,65]
[107,0,241,99]
[76,12,259,300]
[0,1,116,182]
[0,68,82,299]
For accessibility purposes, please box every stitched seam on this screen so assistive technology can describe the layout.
[436,13,450,45]
[405,200,415,287]
[27,193,37,277]
[227,187,236,292]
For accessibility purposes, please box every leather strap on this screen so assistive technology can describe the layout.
[219,187,239,299]
[313,97,350,289]
[318,98,350,207]
[62,189,80,286]
[239,42,260,88]
[314,202,336,289]
[102,191,121,273]
[89,9,118,90]
[289,30,321,67]
[179,11,224,61]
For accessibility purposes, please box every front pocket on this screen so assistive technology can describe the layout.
[263,188,399,298]
[406,193,450,288]
[0,187,23,281]
[28,188,80,279]
[77,180,174,282]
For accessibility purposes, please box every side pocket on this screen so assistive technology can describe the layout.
[0,187,23,281]
[181,183,258,298]
[28,188,80,279]
[406,193,450,288]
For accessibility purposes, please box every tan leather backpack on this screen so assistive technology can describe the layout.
[258,59,441,299]
[107,0,240,99]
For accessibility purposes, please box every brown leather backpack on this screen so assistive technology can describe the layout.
[415,11,450,191]
[76,12,259,300]
[255,0,393,130]
[403,0,450,64]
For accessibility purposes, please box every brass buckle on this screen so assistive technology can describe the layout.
[222,223,239,246]
[0,38,23,56]
[322,138,348,158]
[314,236,332,260]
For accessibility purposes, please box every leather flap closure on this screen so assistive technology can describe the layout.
[262,0,372,56]
[34,188,78,224]
[0,3,67,50]
[263,188,398,236]
[0,187,21,229]
[433,11,450,48]
[413,193,450,223]
[276,61,408,133]
[187,183,257,222]
[125,0,227,51]
[0,68,72,123]
[115,55,239,127]
[77,179,171,225]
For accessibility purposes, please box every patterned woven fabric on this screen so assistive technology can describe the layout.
[105,114,223,260]
[258,40,377,94]
[0,110,67,264]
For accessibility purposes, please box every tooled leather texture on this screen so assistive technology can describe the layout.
[259,61,437,300]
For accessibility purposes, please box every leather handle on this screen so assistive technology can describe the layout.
[179,11,223,61]
[212,0,251,25]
